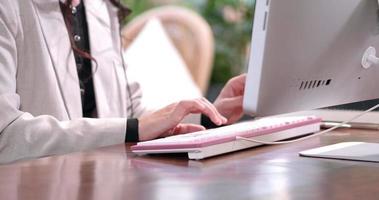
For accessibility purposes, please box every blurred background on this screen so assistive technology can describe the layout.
[122,0,256,99]
[121,0,378,115]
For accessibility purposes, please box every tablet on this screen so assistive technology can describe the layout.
[299,142,379,163]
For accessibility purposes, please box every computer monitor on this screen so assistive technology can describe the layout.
[243,0,379,117]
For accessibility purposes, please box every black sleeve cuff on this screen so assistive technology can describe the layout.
[126,118,139,143]
[201,115,222,129]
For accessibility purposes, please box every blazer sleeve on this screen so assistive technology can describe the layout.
[125,73,147,118]
[0,6,126,164]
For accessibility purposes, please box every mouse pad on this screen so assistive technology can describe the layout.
[299,142,379,163]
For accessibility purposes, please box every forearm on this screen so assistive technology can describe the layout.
[0,95,126,164]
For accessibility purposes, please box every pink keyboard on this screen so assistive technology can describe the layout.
[132,116,321,159]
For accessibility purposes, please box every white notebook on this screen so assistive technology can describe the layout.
[132,116,321,160]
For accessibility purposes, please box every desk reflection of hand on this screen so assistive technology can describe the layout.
[213,74,246,124]
[138,98,227,141]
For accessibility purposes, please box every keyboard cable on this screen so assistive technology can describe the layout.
[236,103,379,145]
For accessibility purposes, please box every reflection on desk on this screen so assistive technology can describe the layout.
[0,129,379,200]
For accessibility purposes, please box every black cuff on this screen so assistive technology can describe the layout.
[126,118,139,143]
[201,115,222,129]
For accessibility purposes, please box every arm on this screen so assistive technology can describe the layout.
[0,5,126,163]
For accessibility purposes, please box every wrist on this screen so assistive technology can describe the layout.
[126,118,139,142]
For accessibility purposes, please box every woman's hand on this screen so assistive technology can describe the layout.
[213,74,246,124]
[138,98,227,141]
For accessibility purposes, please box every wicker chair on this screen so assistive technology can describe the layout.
[121,6,214,95]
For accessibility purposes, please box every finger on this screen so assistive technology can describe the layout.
[219,96,244,124]
[232,73,247,85]
[229,74,247,96]
[199,98,227,124]
[193,99,226,125]
[173,124,206,135]
[220,96,244,110]
[170,100,205,123]
[176,100,223,125]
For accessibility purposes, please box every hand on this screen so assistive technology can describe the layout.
[213,74,246,124]
[138,98,227,141]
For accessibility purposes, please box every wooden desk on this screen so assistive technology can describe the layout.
[0,129,379,200]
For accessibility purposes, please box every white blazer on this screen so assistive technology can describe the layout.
[0,0,146,163]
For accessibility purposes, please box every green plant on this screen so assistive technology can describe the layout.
[195,0,255,83]
[122,0,155,19]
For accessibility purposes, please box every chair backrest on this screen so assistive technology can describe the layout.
[121,6,214,95]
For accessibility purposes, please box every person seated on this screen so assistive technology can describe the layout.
[0,0,246,163]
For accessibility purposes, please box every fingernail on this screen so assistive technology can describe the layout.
[222,117,227,124]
